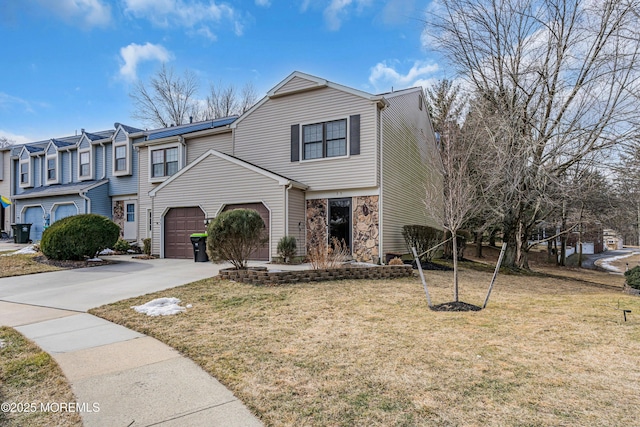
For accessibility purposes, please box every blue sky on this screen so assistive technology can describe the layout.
[0,0,442,143]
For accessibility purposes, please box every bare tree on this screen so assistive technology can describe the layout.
[425,81,481,302]
[427,0,640,269]
[0,136,14,148]
[130,64,200,128]
[203,82,259,119]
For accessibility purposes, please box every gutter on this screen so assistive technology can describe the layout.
[284,183,293,236]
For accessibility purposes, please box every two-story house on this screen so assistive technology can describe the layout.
[7,123,143,242]
[138,71,442,262]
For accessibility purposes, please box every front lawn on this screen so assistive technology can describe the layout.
[0,254,62,278]
[90,267,640,426]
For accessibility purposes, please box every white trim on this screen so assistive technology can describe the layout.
[45,153,60,185]
[18,158,32,188]
[18,204,44,227]
[112,140,131,176]
[305,188,380,200]
[149,149,307,197]
[148,142,183,183]
[51,202,79,222]
[77,147,93,181]
[216,200,272,262]
[299,116,351,163]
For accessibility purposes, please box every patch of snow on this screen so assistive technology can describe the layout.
[597,252,640,273]
[132,297,187,316]
[11,245,38,255]
[87,257,103,262]
[186,304,193,308]
[99,248,116,255]
[127,249,137,253]
[0,339,5,349]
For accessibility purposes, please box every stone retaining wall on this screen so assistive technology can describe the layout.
[219,265,414,286]
[623,284,640,296]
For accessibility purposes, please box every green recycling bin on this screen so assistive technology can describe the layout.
[11,223,32,244]
[190,233,209,262]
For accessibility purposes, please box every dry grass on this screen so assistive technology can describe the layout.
[0,327,82,427]
[90,259,640,427]
[0,254,62,278]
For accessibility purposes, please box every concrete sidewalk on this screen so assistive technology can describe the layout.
[0,256,271,426]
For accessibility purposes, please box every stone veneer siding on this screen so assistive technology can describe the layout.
[113,201,125,237]
[219,265,413,285]
[306,196,380,263]
[353,195,379,263]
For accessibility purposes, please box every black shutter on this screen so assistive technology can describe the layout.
[291,124,300,162]
[349,115,360,155]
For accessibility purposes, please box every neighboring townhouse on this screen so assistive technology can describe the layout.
[7,123,143,242]
[0,146,12,235]
[142,71,442,263]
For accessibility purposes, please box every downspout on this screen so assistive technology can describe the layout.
[65,147,73,183]
[285,183,293,237]
[178,136,186,168]
[99,142,106,179]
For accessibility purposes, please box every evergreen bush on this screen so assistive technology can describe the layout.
[624,266,640,290]
[206,209,266,269]
[277,236,297,263]
[402,225,443,262]
[40,214,120,260]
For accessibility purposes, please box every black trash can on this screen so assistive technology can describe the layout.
[11,223,32,244]
[190,233,209,262]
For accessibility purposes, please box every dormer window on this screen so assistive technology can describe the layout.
[78,148,92,180]
[20,161,30,187]
[112,141,131,176]
[47,157,56,181]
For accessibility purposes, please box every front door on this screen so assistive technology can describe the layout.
[328,198,351,250]
[123,201,137,240]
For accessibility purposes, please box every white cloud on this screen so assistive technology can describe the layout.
[369,60,440,92]
[255,0,270,6]
[323,0,372,30]
[33,0,112,28]
[119,43,173,81]
[123,0,244,36]
[0,129,31,145]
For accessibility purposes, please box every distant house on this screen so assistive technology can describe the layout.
[137,71,442,262]
[603,229,624,250]
[6,124,143,242]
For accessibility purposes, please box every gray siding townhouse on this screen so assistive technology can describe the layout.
[6,123,143,242]
[138,71,442,263]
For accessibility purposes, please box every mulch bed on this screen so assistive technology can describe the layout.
[430,301,483,312]
[405,260,454,271]
[34,255,117,269]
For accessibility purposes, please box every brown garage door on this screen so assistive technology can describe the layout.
[221,203,270,261]
[164,207,206,259]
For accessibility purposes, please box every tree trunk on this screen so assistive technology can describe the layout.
[453,233,459,302]
[475,231,483,258]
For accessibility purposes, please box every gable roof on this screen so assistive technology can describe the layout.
[114,123,144,134]
[149,149,307,197]
[50,138,75,148]
[232,71,389,128]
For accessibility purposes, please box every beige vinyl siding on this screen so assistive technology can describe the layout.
[234,86,378,191]
[273,76,319,95]
[136,145,157,244]
[287,187,306,256]
[186,132,233,164]
[151,153,286,257]
[380,89,443,257]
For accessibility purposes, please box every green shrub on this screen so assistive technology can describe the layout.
[113,238,130,253]
[206,209,266,270]
[624,266,640,290]
[40,214,120,261]
[143,238,151,256]
[277,236,297,263]
[402,225,443,262]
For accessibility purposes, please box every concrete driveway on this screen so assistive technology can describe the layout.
[0,256,216,311]
[0,256,264,427]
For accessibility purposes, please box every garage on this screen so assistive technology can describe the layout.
[23,206,45,242]
[164,207,206,259]
[53,203,78,222]
[221,202,270,261]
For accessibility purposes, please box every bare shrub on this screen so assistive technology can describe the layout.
[308,236,351,269]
